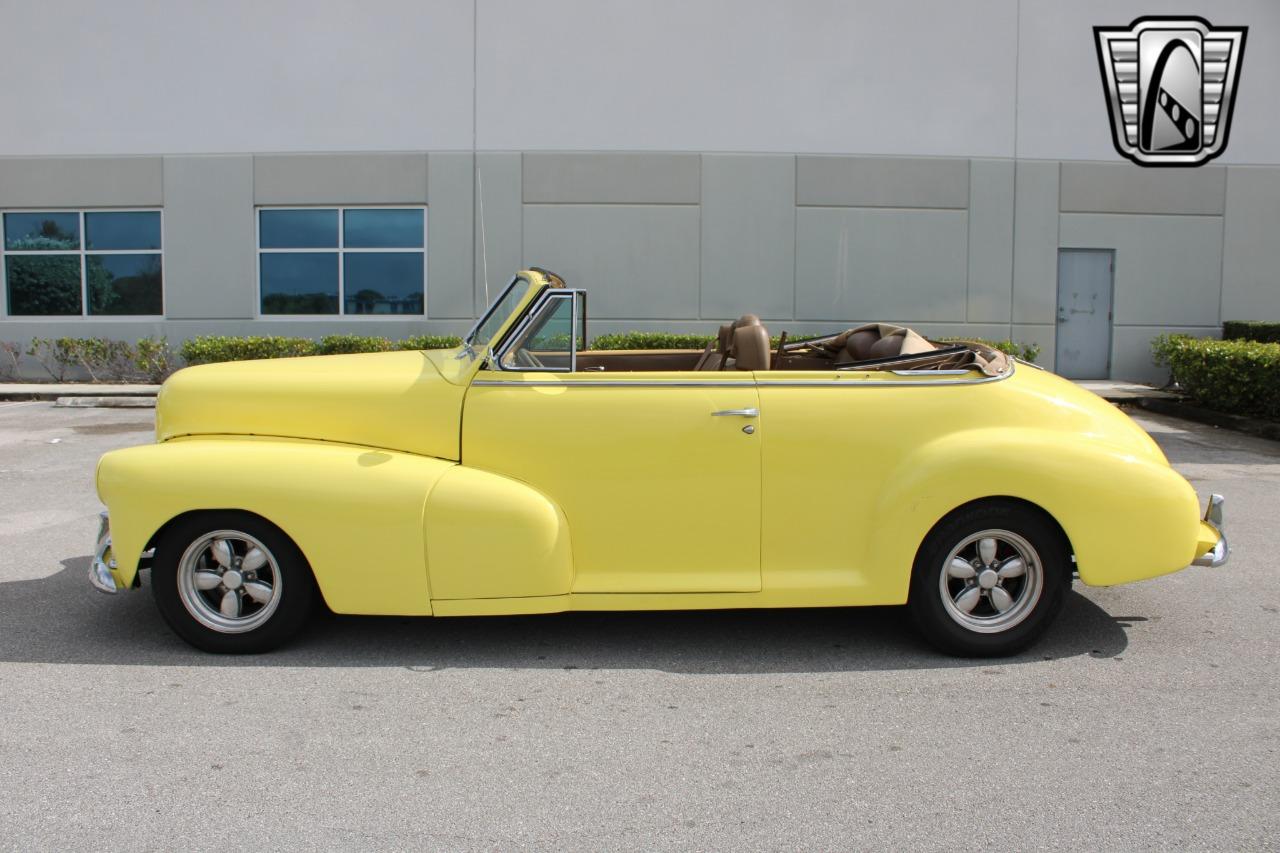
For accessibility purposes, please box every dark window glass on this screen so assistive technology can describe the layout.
[5,255,82,315]
[87,254,163,315]
[259,209,338,248]
[343,209,424,248]
[4,212,79,250]
[260,252,338,314]
[343,253,424,314]
[85,212,161,250]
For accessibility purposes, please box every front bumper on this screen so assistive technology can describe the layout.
[1192,494,1230,568]
[90,511,120,594]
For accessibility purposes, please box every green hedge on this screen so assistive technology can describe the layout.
[21,336,176,383]
[179,334,463,365]
[939,338,1041,363]
[1,329,1040,381]
[1152,334,1280,420]
[1223,321,1280,345]
[589,332,717,350]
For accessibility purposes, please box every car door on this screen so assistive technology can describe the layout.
[461,292,762,594]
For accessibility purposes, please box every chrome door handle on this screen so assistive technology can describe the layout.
[711,408,759,418]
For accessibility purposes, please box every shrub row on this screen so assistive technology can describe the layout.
[0,330,1042,383]
[179,334,463,365]
[1223,321,1280,345]
[0,337,178,384]
[939,338,1041,363]
[1152,334,1280,420]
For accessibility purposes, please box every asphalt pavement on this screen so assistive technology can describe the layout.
[0,400,1276,850]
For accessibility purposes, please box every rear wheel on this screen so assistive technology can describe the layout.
[151,512,314,653]
[908,501,1069,657]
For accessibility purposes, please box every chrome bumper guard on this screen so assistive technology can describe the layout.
[1192,494,1230,568]
[91,511,120,594]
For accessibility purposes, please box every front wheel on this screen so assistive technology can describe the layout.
[908,501,1069,657]
[151,512,314,653]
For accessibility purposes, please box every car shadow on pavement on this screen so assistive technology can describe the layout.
[0,557,1129,672]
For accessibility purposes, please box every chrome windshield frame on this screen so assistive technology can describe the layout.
[492,288,584,373]
[463,275,527,350]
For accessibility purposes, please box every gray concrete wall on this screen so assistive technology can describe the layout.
[3,150,1279,382]
[4,2,1277,162]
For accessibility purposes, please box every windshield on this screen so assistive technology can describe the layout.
[465,276,532,348]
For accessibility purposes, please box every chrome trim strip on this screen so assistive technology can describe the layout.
[473,353,1014,388]
[474,379,755,387]
[472,371,1011,389]
[464,275,523,347]
[890,369,973,376]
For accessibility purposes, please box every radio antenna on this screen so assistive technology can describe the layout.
[477,166,490,308]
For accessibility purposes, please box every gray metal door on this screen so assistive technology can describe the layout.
[1055,249,1114,379]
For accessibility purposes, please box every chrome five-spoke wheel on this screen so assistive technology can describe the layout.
[153,512,313,653]
[177,530,283,634]
[909,501,1068,656]
[939,529,1043,633]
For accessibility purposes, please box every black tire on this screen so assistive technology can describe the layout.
[151,511,314,653]
[908,500,1070,657]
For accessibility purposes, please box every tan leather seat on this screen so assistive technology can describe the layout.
[732,324,771,370]
[699,314,766,370]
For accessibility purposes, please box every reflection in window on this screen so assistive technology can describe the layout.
[260,253,339,314]
[259,209,339,249]
[87,255,164,315]
[1,210,163,316]
[344,209,424,248]
[5,255,82,315]
[4,212,80,251]
[257,207,426,315]
[344,253,424,314]
[85,211,161,250]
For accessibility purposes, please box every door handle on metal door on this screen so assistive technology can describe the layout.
[711,408,759,417]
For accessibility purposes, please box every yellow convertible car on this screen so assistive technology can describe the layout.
[92,268,1228,656]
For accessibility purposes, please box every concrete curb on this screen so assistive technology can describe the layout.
[1132,397,1280,443]
[53,396,157,409]
[0,383,160,401]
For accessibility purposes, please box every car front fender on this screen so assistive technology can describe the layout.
[96,437,454,615]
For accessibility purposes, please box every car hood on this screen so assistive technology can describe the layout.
[155,349,467,460]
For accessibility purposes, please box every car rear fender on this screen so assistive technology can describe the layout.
[866,427,1203,599]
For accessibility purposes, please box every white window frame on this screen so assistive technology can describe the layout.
[255,205,428,319]
[0,208,165,320]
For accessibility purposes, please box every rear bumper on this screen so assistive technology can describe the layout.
[1192,494,1229,568]
[90,511,121,594]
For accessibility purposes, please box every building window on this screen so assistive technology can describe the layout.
[2,210,163,316]
[257,207,426,315]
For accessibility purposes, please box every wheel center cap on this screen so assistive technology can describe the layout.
[978,569,999,590]
[222,569,243,590]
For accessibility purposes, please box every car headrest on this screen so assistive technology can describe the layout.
[732,324,771,371]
